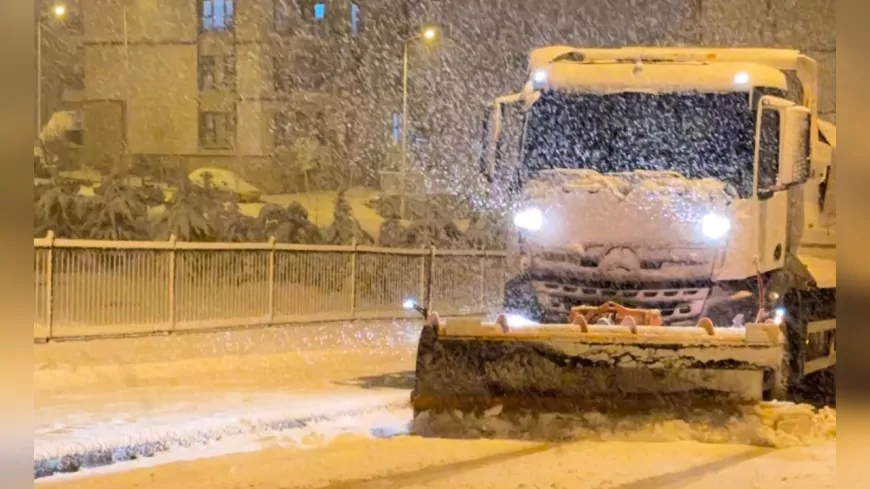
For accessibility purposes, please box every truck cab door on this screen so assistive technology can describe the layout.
[479,95,525,208]
[493,97,526,195]
[754,96,812,273]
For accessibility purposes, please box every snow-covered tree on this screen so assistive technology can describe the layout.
[405,204,463,248]
[82,174,155,241]
[152,175,256,243]
[288,136,323,192]
[377,217,406,248]
[323,191,373,245]
[463,211,506,250]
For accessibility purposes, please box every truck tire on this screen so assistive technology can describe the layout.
[782,288,836,407]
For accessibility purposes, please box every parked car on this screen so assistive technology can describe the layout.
[188,168,262,203]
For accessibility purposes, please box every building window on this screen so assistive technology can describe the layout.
[351,3,360,36]
[201,0,235,31]
[273,57,290,92]
[273,51,328,92]
[69,46,85,90]
[199,111,236,149]
[199,55,236,91]
[298,0,328,35]
[272,112,293,147]
[272,110,327,147]
[391,112,401,143]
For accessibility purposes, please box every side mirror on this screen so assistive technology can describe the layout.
[755,104,781,196]
[476,105,495,182]
[486,95,524,194]
[757,188,775,201]
[754,96,811,198]
[780,106,812,185]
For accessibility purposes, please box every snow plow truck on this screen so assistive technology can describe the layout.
[411,47,836,416]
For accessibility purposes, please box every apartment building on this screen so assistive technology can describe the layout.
[77,0,834,192]
[81,0,408,192]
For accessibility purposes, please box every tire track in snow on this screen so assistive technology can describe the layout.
[608,446,775,489]
[320,442,557,489]
[34,398,411,479]
[320,442,775,489]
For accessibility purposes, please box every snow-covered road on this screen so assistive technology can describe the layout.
[37,405,836,489]
[35,319,836,487]
[34,320,421,477]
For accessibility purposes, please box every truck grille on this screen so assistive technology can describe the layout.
[523,245,717,325]
[533,281,709,324]
[529,245,716,283]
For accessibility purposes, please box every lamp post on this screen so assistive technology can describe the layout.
[400,26,437,173]
[37,3,68,133]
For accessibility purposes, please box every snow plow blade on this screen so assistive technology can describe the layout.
[411,308,786,416]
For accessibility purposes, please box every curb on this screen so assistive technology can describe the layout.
[34,397,410,479]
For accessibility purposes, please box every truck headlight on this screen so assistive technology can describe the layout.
[774,307,786,325]
[532,69,547,88]
[513,207,544,231]
[701,213,731,239]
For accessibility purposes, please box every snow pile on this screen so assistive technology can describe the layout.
[518,168,739,248]
[412,401,835,448]
[526,169,737,203]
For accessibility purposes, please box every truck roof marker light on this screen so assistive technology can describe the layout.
[734,72,750,85]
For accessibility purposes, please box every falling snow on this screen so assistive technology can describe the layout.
[35,0,835,487]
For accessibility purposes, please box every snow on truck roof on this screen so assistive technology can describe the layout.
[525,61,788,95]
[528,46,803,73]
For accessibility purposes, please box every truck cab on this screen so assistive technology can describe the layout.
[475,47,835,402]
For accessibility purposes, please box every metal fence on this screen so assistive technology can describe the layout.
[33,233,508,340]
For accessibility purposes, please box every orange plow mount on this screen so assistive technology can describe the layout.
[411,305,786,416]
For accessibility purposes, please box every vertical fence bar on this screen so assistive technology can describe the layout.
[418,247,426,307]
[45,230,55,340]
[267,237,276,324]
[350,238,357,318]
[480,249,486,315]
[425,246,435,311]
[168,235,177,332]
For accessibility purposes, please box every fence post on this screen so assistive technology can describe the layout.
[168,234,177,332]
[350,238,357,318]
[268,236,276,324]
[45,230,55,340]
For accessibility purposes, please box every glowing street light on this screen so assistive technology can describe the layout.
[38,4,70,133]
[402,26,439,168]
[398,26,440,217]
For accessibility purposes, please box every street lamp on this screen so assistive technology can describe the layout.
[37,4,68,133]
[400,26,438,173]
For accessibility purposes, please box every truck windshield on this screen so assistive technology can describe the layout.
[521,91,756,197]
